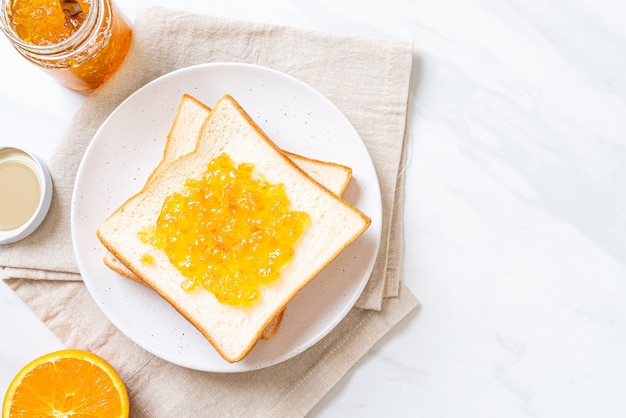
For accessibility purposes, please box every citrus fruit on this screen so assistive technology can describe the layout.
[2,349,129,418]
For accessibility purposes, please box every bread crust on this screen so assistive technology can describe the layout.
[97,94,370,362]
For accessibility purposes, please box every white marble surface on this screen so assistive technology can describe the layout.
[2,0,626,416]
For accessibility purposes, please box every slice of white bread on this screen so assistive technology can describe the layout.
[102,151,351,340]
[102,95,353,341]
[104,94,352,282]
[97,94,370,362]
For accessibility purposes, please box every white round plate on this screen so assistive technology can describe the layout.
[71,63,381,372]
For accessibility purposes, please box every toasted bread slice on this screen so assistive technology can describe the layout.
[103,94,352,342]
[105,94,352,282]
[97,95,370,362]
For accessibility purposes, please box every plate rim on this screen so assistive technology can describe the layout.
[71,61,382,372]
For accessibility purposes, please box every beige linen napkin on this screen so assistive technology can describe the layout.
[1,6,418,417]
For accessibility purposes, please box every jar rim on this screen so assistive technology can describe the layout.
[0,0,103,56]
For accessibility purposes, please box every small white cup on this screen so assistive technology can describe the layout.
[0,147,53,244]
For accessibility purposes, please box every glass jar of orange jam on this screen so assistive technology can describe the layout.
[0,0,132,90]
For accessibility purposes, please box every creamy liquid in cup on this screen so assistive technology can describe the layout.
[0,148,52,243]
[0,159,41,230]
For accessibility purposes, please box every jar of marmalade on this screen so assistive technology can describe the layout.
[0,0,132,90]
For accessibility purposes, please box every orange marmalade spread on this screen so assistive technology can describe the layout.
[4,0,132,90]
[142,153,310,307]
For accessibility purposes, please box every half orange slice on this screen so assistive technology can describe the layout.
[2,349,129,417]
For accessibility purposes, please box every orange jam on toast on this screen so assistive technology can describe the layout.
[143,153,309,307]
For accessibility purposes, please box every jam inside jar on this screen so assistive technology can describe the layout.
[0,0,132,90]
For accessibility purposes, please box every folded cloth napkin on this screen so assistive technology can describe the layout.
[1,6,419,417]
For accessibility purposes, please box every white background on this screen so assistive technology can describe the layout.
[2,0,626,417]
